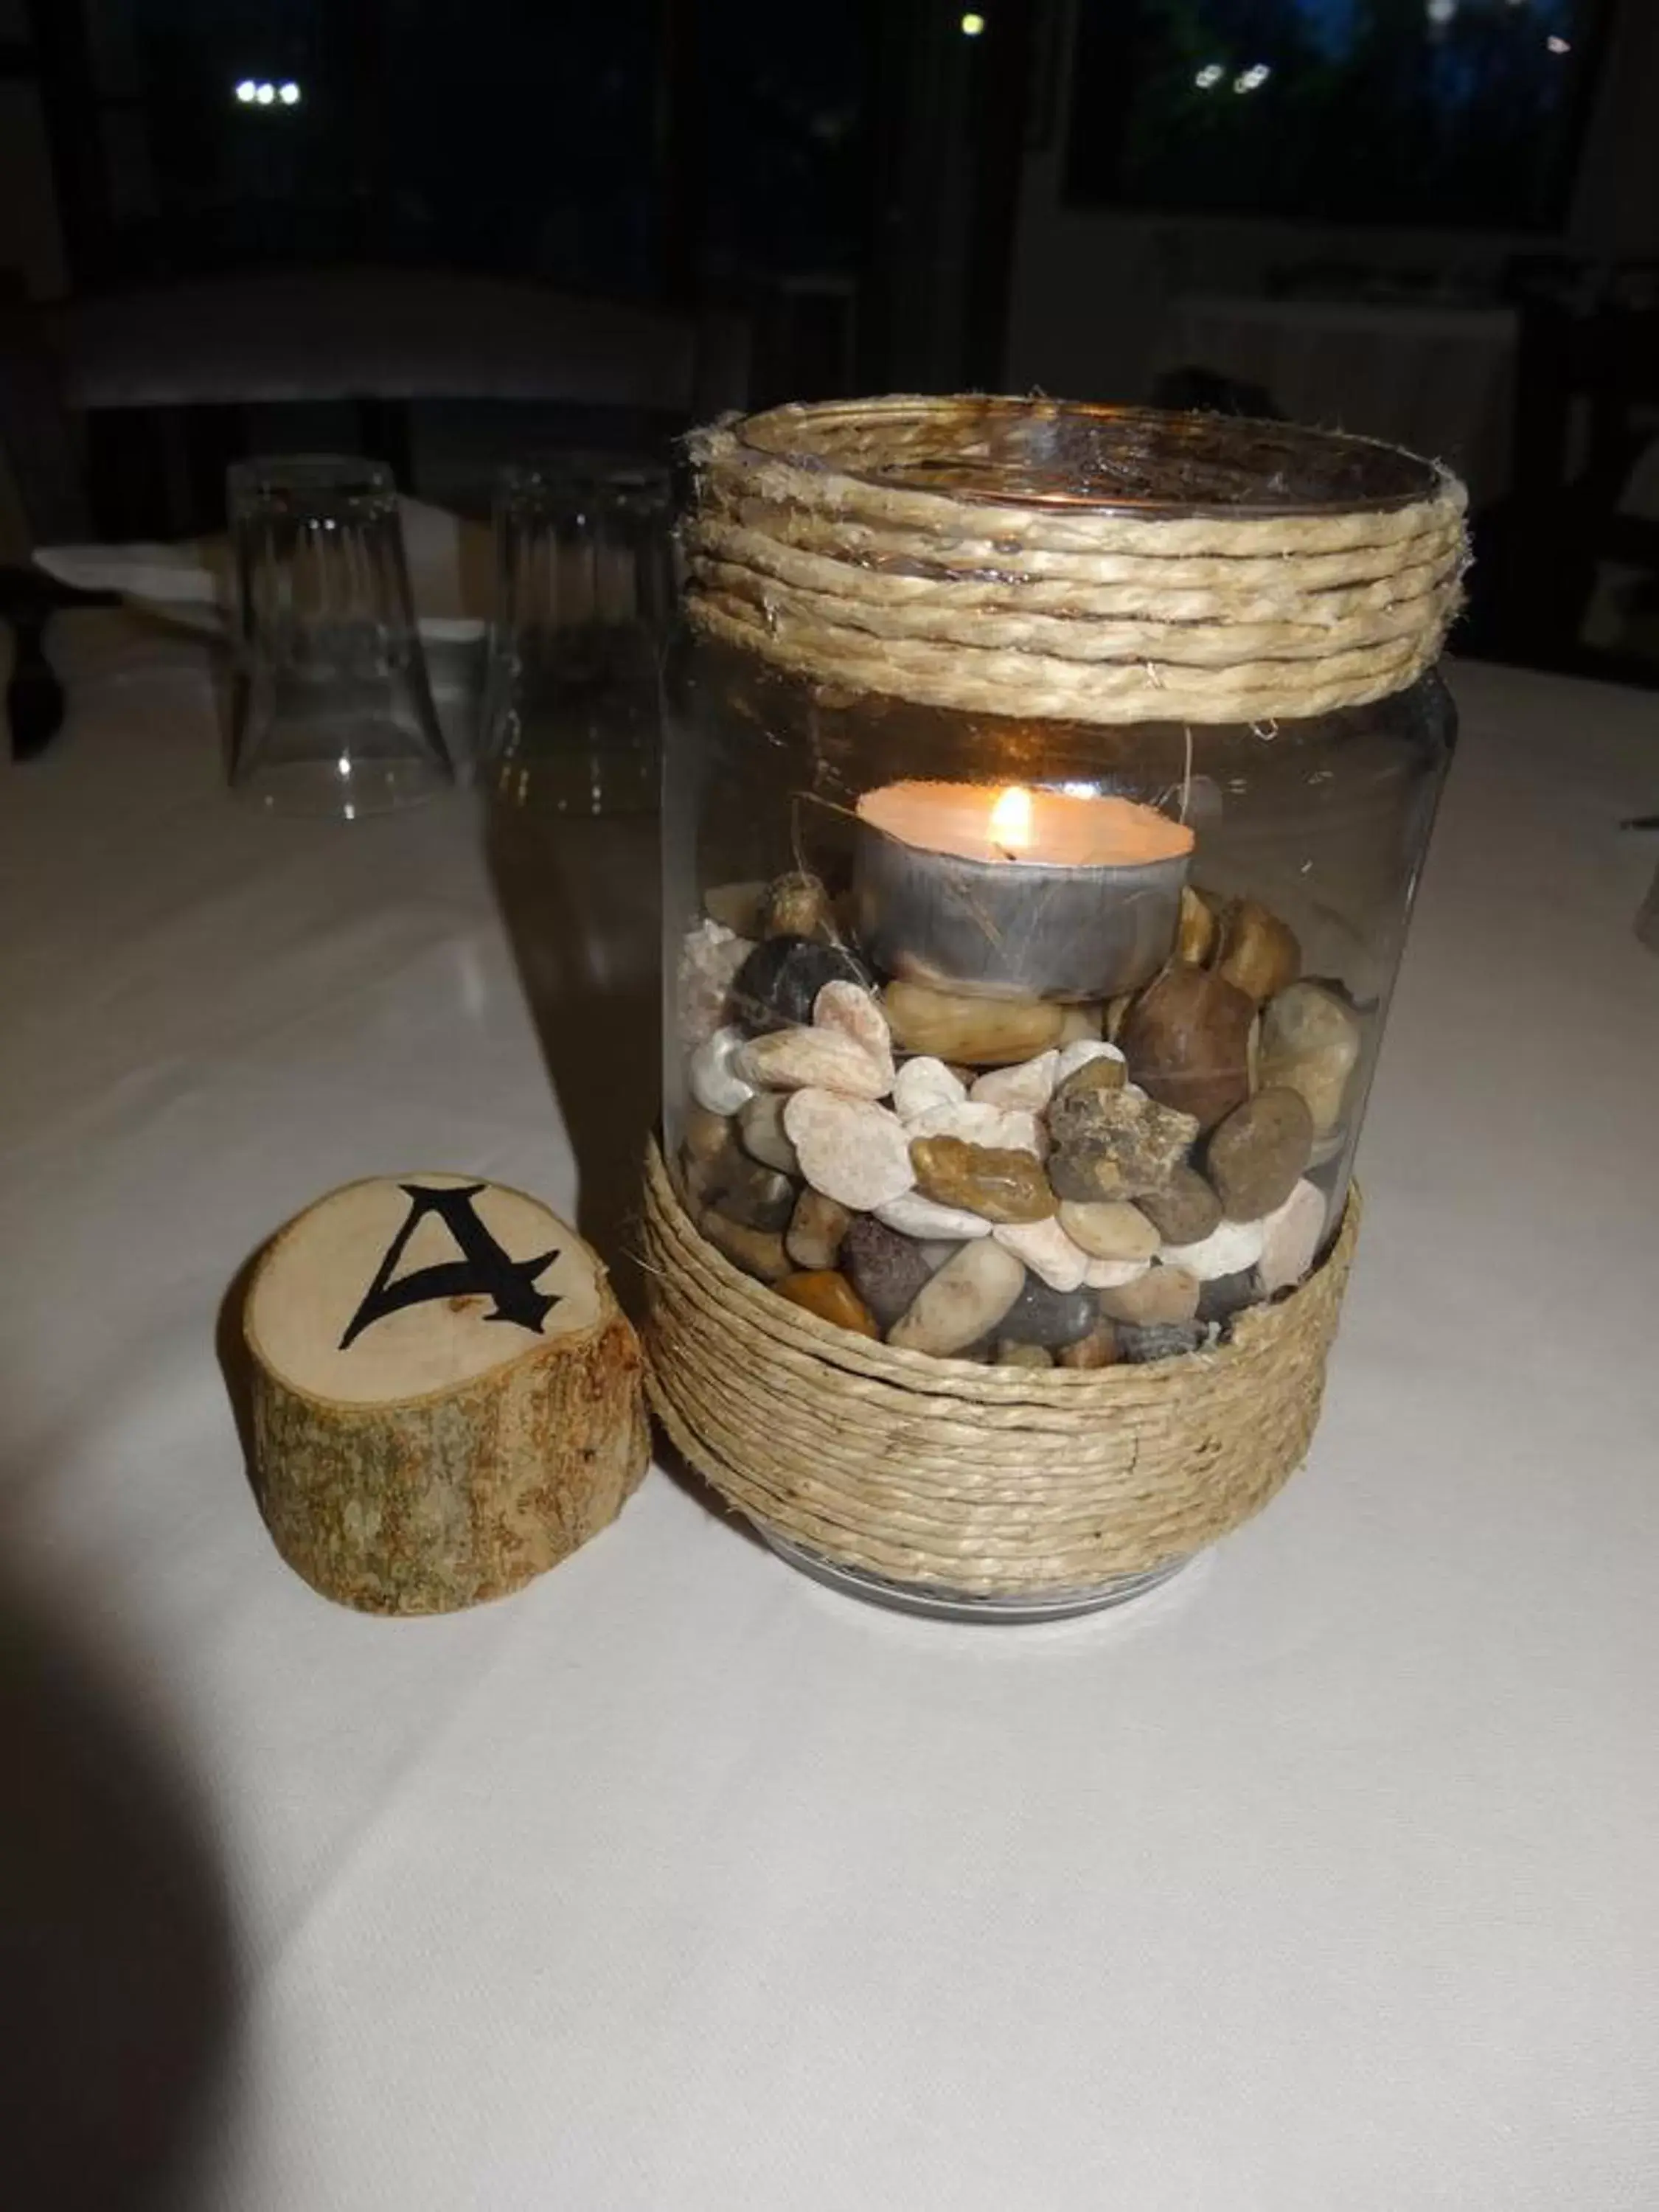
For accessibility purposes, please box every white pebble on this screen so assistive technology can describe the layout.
[888,1239,1026,1357]
[906,1100,1045,1158]
[1082,1254,1153,1290]
[783,1089,914,1211]
[876,1191,992,1240]
[1257,1178,1326,1295]
[992,1216,1091,1293]
[1053,1037,1126,1085]
[970,1050,1059,1111]
[688,1025,756,1115]
[892,1055,968,1124]
[739,1024,889,1099]
[1161,1216,1266,1281]
[678,920,753,1048]
[813,981,895,1092]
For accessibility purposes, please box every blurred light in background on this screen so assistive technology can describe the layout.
[959,13,985,36]
[232,78,303,110]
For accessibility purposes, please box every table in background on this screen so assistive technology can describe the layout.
[1156,293,1519,505]
[1,616,1656,2211]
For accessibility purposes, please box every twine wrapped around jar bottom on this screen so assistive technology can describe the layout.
[640,1140,1360,1597]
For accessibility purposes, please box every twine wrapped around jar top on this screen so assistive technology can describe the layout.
[684,395,1468,725]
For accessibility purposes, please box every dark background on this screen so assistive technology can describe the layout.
[1,0,1658,675]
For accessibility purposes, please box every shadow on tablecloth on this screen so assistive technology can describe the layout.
[0,1565,237,2208]
[483,797,661,1323]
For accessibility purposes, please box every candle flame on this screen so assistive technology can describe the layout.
[988,785,1033,856]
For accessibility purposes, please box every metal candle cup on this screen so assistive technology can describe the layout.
[852,781,1194,1002]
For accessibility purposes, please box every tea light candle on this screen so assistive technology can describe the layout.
[852,780,1194,1001]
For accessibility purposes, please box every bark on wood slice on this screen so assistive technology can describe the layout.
[244,1175,648,1615]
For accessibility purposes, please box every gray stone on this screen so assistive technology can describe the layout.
[738,1092,800,1175]
[1116,1319,1204,1364]
[1197,1267,1263,1324]
[996,1273,1100,1349]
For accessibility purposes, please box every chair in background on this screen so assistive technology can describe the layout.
[1465,282,1659,685]
[0,265,749,543]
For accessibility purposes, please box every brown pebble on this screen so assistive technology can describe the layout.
[1057,1321,1121,1370]
[1119,964,1253,1131]
[700,1208,792,1283]
[684,1105,734,1165]
[777,1270,879,1338]
[910,1134,1057,1224]
[883,980,1065,1066]
[760,870,833,942]
[993,1340,1054,1370]
[1177,886,1219,965]
[786,1188,853,1271]
[1214,898,1301,1004]
[1137,1164,1222,1246]
[1096,1265,1201,1326]
[695,1141,797,1231]
[1052,1054,1127,1106]
[703,880,767,935]
[1206,1087,1314,1222]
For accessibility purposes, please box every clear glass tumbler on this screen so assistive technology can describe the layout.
[481,456,672,816]
[229,455,453,819]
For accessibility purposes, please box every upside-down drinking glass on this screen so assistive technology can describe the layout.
[229,455,452,819]
[481,456,672,816]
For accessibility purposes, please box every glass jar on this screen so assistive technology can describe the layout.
[650,399,1463,1619]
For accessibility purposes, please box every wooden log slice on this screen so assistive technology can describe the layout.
[244,1175,648,1614]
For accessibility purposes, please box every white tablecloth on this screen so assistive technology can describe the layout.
[1156,295,1519,504]
[1,619,1656,2210]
